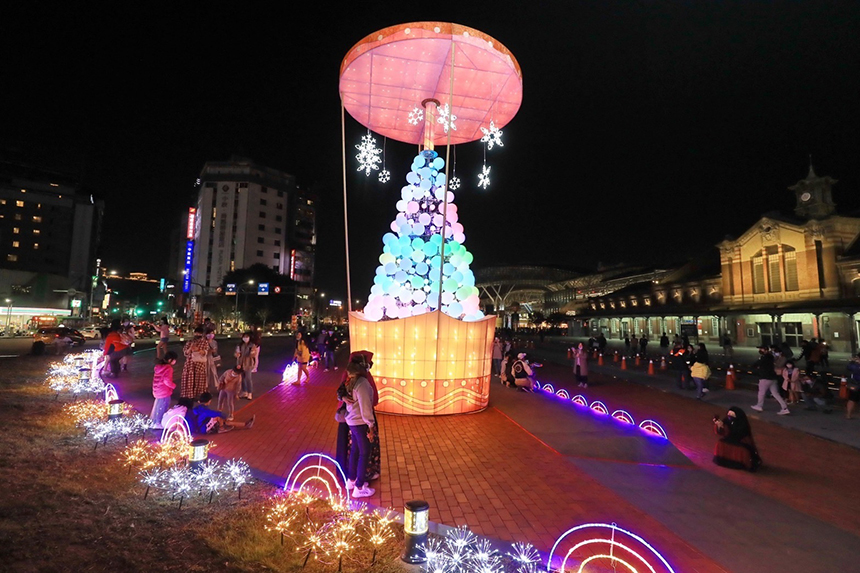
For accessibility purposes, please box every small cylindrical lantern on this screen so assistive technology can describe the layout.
[73,356,85,368]
[188,438,209,470]
[401,499,430,563]
[78,367,91,382]
[108,399,124,419]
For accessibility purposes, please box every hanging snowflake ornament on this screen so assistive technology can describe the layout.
[478,164,491,189]
[407,107,424,126]
[449,176,461,191]
[355,132,382,176]
[436,103,457,134]
[378,169,391,183]
[480,120,504,150]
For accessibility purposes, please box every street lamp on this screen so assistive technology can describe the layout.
[235,280,255,330]
[4,299,11,330]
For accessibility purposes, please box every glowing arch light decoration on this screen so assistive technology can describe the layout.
[341,22,521,416]
[284,453,351,504]
[160,414,192,445]
[541,383,555,394]
[589,401,609,415]
[556,389,570,400]
[572,394,588,407]
[104,383,119,404]
[547,522,676,573]
[533,381,542,391]
[639,420,669,440]
[612,410,636,425]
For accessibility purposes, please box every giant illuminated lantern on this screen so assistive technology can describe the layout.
[340,22,522,415]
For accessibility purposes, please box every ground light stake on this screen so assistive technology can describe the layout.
[401,499,430,563]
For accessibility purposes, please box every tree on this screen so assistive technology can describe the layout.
[221,264,296,327]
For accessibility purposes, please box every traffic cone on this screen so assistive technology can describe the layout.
[725,364,736,390]
[660,356,667,370]
[621,356,627,370]
[840,377,849,400]
[635,354,641,366]
[598,353,604,366]
[614,351,619,363]
[648,360,655,375]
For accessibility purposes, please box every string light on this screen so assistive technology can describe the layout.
[478,164,491,190]
[355,130,382,176]
[480,120,504,150]
[436,103,457,133]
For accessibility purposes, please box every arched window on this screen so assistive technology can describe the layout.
[784,246,799,291]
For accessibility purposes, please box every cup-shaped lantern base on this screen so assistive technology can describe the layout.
[349,310,494,415]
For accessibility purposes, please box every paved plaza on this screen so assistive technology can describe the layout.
[103,335,860,572]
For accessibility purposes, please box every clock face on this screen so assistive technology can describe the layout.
[801,192,811,202]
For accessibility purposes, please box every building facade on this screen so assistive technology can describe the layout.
[478,167,860,353]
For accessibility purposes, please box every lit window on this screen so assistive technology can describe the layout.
[12,227,19,234]
[6,254,17,262]
[14,214,21,220]
[0,199,5,205]
[33,243,39,250]
[12,241,20,248]
[32,216,42,223]
[16,201,24,207]
[33,229,40,235]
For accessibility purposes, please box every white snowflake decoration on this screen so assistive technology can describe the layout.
[480,120,504,150]
[436,104,457,134]
[355,133,382,176]
[449,176,461,191]
[478,164,491,189]
[378,169,391,183]
[407,107,424,125]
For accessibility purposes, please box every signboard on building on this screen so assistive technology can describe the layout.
[182,240,193,293]
[186,208,197,240]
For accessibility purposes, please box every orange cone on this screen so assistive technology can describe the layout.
[635,354,641,366]
[598,353,604,366]
[648,360,655,375]
[725,364,736,390]
[614,351,619,363]
[660,356,667,370]
[621,356,627,370]
[840,377,848,400]
[567,348,573,359]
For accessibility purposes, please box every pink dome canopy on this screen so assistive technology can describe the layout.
[339,22,523,146]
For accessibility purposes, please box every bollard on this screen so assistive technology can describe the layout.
[635,354,641,367]
[567,348,573,359]
[621,356,627,370]
[188,439,209,471]
[839,377,848,400]
[660,356,667,370]
[108,399,125,420]
[613,351,619,363]
[598,353,604,366]
[401,500,430,563]
[648,360,655,375]
[725,365,736,391]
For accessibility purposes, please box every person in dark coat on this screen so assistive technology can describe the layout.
[713,406,762,472]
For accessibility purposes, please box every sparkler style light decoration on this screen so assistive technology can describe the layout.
[507,542,541,573]
[63,399,108,429]
[547,522,676,573]
[366,509,395,565]
[222,459,253,497]
[265,493,304,545]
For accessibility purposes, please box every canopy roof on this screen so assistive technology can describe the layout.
[340,22,523,146]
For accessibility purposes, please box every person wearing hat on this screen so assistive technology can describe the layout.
[751,345,790,415]
[512,352,535,392]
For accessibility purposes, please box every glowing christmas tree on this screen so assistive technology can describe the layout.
[362,149,482,322]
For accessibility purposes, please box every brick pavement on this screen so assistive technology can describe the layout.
[210,361,726,571]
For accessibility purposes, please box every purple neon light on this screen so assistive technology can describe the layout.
[555,389,570,399]
[611,409,636,425]
[589,400,609,415]
[284,452,351,501]
[547,522,677,573]
[572,394,588,406]
[542,383,555,394]
[638,419,668,439]
[533,380,542,390]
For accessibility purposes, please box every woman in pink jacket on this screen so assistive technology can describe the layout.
[150,351,178,429]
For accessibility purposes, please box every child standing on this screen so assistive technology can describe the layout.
[151,351,178,429]
[218,365,243,421]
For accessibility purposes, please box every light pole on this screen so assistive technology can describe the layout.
[234,280,255,330]
[4,299,11,331]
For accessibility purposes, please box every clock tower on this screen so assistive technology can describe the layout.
[790,163,837,220]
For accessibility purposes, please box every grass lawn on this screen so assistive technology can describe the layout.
[0,357,405,572]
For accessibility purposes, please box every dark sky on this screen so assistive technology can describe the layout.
[4,2,859,304]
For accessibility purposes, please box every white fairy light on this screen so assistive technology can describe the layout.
[355,132,382,176]
[378,169,391,183]
[507,542,541,572]
[407,106,424,125]
[221,459,252,490]
[478,164,491,189]
[480,120,504,150]
[437,104,457,133]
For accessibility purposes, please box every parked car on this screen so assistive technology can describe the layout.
[80,326,101,339]
[33,327,86,347]
[135,323,157,339]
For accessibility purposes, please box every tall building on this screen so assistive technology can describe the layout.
[0,160,104,327]
[185,157,315,301]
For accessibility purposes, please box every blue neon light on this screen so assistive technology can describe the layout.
[183,241,193,293]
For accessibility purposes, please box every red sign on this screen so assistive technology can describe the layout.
[187,208,197,240]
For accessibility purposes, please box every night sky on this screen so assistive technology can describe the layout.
[4,2,859,304]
